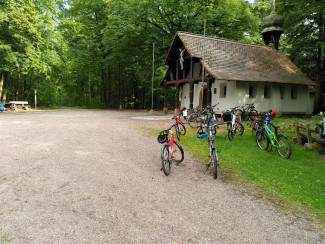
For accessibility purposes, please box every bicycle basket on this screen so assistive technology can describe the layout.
[157,130,168,144]
[222,110,232,122]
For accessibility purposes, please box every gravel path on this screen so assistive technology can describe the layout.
[0,109,324,243]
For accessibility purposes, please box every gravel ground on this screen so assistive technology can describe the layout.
[0,108,324,243]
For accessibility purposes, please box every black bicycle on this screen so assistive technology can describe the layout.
[235,103,258,122]
[196,110,220,179]
[188,103,221,130]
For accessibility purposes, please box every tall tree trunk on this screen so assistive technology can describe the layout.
[15,71,21,101]
[133,73,138,109]
[317,11,325,112]
[101,68,107,105]
[107,66,111,105]
[0,72,4,100]
[1,72,9,103]
[118,64,122,109]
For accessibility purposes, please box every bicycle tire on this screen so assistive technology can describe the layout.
[161,145,171,176]
[227,124,234,141]
[276,134,292,159]
[235,109,244,122]
[237,122,244,136]
[211,148,218,179]
[179,122,186,136]
[174,124,181,141]
[256,130,269,150]
[187,113,200,128]
[172,140,184,164]
[251,121,258,138]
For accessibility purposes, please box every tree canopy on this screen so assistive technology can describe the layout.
[0,0,324,111]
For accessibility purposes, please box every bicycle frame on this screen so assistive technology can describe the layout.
[227,110,239,132]
[264,124,277,146]
[165,130,175,160]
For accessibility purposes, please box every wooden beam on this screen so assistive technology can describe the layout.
[165,76,210,86]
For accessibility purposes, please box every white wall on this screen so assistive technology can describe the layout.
[180,80,313,115]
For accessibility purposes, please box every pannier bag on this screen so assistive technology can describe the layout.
[222,110,232,122]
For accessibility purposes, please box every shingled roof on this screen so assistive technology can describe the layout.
[165,31,315,86]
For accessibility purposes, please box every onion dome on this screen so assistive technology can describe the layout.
[261,11,284,50]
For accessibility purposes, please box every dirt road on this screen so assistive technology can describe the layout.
[0,109,324,243]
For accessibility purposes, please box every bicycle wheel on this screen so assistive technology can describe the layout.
[211,148,218,179]
[235,109,244,122]
[276,134,292,159]
[161,145,171,176]
[237,122,244,136]
[172,140,184,164]
[174,124,181,141]
[188,113,200,128]
[227,124,233,141]
[179,122,186,136]
[256,130,269,150]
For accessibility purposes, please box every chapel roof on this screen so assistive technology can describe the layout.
[164,31,315,86]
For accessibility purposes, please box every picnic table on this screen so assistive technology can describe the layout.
[4,101,29,110]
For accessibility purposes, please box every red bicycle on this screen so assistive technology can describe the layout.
[172,112,186,141]
[157,126,184,176]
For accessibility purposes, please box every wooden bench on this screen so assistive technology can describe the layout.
[293,121,325,153]
[5,101,29,111]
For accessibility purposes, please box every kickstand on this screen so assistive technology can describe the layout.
[205,163,211,172]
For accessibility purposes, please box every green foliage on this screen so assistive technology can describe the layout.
[0,0,323,110]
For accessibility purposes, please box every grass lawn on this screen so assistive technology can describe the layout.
[153,116,325,224]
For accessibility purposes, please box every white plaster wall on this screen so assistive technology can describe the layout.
[180,80,313,115]
[279,85,312,114]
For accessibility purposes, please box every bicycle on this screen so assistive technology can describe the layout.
[250,116,264,138]
[157,127,184,176]
[196,111,220,179]
[188,103,220,129]
[223,108,244,141]
[172,111,186,141]
[235,103,258,122]
[187,105,203,128]
[256,109,292,159]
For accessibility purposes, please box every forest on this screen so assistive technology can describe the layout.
[0,0,324,111]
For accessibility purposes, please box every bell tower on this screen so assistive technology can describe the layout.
[261,1,284,51]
